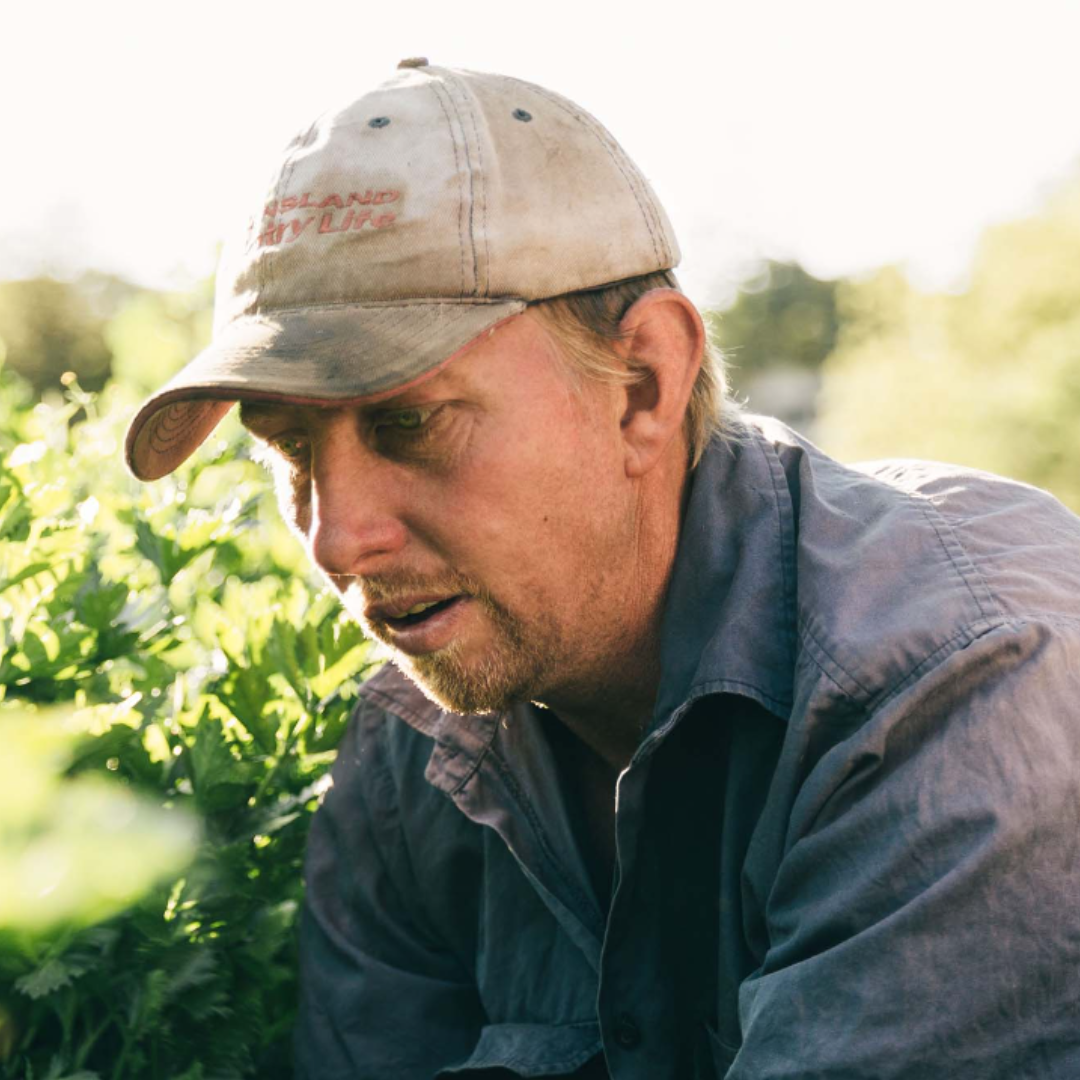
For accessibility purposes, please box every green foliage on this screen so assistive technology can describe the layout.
[0,711,197,933]
[815,177,1080,509]
[0,371,377,1079]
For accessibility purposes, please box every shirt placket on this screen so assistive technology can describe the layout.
[598,697,734,1080]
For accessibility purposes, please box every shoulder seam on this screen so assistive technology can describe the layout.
[799,615,1013,715]
[871,615,1010,714]
[794,480,1008,710]
[913,493,1004,624]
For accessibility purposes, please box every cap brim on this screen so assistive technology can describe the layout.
[125,299,526,480]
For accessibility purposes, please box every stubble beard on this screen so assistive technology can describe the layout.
[397,600,549,714]
[346,576,560,716]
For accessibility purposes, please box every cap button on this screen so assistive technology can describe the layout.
[397,57,429,69]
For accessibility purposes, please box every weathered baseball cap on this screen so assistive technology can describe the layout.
[125,59,680,480]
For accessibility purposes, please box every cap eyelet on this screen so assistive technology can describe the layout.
[512,108,533,122]
[368,117,391,129]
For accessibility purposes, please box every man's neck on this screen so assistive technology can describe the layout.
[535,649,659,770]
[537,456,690,770]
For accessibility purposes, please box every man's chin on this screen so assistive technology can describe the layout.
[347,587,555,714]
[392,643,542,717]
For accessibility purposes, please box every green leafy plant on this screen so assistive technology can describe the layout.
[0,372,377,1079]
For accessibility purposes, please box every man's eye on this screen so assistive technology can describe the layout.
[375,407,434,433]
[272,435,309,460]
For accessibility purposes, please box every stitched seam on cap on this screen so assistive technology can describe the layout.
[438,72,481,295]
[445,75,482,297]
[433,75,479,297]
[455,74,491,297]
[388,308,467,357]
[512,78,664,267]
[427,79,469,298]
[549,87,668,265]
[535,82,663,265]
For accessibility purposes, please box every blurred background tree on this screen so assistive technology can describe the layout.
[706,260,839,432]
[704,172,1080,512]
[815,176,1080,509]
[0,271,212,397]
[707,260,840,377]
[0,277,117,394]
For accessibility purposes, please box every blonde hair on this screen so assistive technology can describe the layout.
[529,270,735,467]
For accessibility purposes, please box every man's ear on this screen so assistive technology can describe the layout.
[616,289,705,478]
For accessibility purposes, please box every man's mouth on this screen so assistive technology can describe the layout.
[383,595,462,629]
[364,591,469,630]
[360,593,471,656]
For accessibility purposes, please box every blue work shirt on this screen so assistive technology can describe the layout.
[295,417,1080,1079]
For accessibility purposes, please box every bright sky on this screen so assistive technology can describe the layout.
[3,0,1079,308]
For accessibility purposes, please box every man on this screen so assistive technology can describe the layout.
[126,61,1080,1079]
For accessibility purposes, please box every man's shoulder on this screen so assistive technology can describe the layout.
[854,452,1080,535]
[848,453,1080,624]
[757,423,1080,710]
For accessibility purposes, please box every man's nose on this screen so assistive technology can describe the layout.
[307,420,408,578]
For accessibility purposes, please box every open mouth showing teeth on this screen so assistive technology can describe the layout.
[388,596,460,627]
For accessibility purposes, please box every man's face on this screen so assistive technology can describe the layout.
[241,311,644,716]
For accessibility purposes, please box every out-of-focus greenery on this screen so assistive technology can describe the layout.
[816,180,1080,509]
[0,369,376,1079]
[0,710,196,933]
[0,273,212,397]
[0,277,115,394]
[706,260,839,396]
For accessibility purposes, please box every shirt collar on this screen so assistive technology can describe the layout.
[650,420,797,729]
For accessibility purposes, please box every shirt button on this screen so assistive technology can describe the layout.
[612,1013,642,1050]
